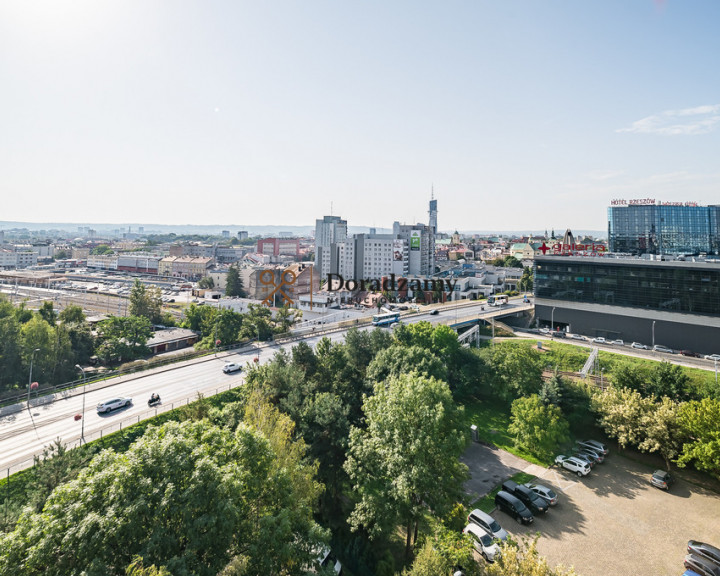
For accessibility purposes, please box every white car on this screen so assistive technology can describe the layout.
[652,345,674,354]
[631,342,648,350]
[704,354,720,361]
[569,334,586,341]
[610,339,624,346]
[463,523,501,562]
[96,397,132,414]
[591,337,606,344]
[222,362,242,374]
[555,455,591,477]
[524,483,559,506]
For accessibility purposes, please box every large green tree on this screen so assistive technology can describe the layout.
[508,394,570,460]
[225,266,246,298]
[129,280,163,324]
[344,373,468,557]
[676,398,720,478]
[0,420,326,576]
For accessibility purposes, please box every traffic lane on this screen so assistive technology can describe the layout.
[494,455,720,576]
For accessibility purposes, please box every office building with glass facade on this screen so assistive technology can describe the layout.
[608,204,720,255]
[534,255,720,355]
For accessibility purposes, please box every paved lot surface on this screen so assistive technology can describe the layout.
[461,442,532,501]
[485,452,720,576]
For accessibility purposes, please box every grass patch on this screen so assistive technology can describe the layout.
[469,471,536,513]
[461,397,549,467]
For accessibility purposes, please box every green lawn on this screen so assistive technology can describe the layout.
[460,397,550,467]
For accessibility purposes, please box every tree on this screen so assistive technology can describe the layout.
[676,398,720,478]
[591,386,649,449]
[96,316,153,364]
[538,373,564,407]
[366,345,447,384]
[90,244,113,255]
[129,280,163,324]
[611,363,648,395]
[344,373,468,557]
[638,396,681,470]
[0,420,327,576]
[504,255,522,268]
[486,536,578,576]
[239,304,273,341]
[488,343,544,399]
[508,395,570,460]
[197,276,215,289]
[646,361,691,401]
[38,301,57,325]
[59,304,86,324]
[519,266,534,292]
[225,265,246,297]
[274,303,301,333]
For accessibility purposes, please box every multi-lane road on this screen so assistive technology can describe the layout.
[0,300,533,474]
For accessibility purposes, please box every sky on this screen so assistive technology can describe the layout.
[2,0,719,233]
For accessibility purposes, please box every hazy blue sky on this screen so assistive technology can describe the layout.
[2,1,719,232]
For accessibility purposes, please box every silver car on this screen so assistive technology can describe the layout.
[524,483,559,506]
[467,508,508,541]
[96,397,132,414]
[577,439,609,456]
[463,524,501,563]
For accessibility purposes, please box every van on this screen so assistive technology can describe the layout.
[494,490,533,525]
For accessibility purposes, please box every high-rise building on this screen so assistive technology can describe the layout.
[315,215,347,278]
[393,222,434,276]
[608,202,720,255]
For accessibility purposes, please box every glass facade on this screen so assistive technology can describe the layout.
[535,257,720,317]
[608,205,720,255]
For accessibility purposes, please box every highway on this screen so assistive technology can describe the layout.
[0,298,532,474]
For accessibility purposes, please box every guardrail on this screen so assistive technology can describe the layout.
[1,381,243,479]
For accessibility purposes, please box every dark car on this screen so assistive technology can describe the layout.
[429,309,439,315]
[688,541,720,568]
[501,480,548,515]
[651,469,674,490]
[494,490,533,525]
[684,553,720,576]
[681,350,701,358]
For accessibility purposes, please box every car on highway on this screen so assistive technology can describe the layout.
[591,337,606,344]
[429,309,439,315]
[688,541,720,568]
[222,362,242,374]
[467,508,508,541]
[96,397,132,414]
[705,354,720,362]
[631,342,648,350]
[554,455,591,477]
[652,344,675,354]
[684,553,720,576]
[651,469,674,490]
[524,482,558,506]
[462,523,501,562]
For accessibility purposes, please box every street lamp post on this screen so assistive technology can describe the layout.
[256,325,261,362]
[27,348,40,408]
[75,364,87,442]
[652,320,656,349]
[551,307,556,334]
[715,358,718,386]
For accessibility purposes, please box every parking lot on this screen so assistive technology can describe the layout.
[483,452,720,576]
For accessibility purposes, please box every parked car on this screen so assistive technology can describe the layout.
[684,554,720,576]
[631,342,648,350]
[591,337,606,344]
[539,328,551,334]
[610,339,625,346]
[554,455,591,477]
[523,483,559,506]
[705,354,720,362]
[681,350,701,358]
[96,397,132,414]
[222,362,242,374]
[315,548,342,575]
[467,508,508,541]
[652,344,675,354]
[570,452,596,468]
[462,524,501,562]
[683,570,704,576]
[569,334,586,341]
[651,469,674,490]
[502,480,548,514]
[688,541,720,568]
[576,439,610,455]
[494,490,534,524]
[573,447,604,464]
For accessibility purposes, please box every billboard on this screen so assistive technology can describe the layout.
[393,239,404,261]
[410,230,421,251]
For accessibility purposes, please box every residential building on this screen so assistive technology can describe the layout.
[393,222,435,276]
[117,253,160,274]
[257,237,300,258]
[87,254,119,271]
[314,215,348,278]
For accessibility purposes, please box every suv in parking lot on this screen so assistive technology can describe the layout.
[688,541,720,568]
[576,439,609,455]
[555,455,591,477]
[651,469,674,490]
[462,523,501,562]
[494,490,533,525]
[524,483,558,506]
[501,480,549,515]
[684,553,720,576]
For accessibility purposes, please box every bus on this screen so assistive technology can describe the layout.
[372,311,401,326]
[487,294,508,307]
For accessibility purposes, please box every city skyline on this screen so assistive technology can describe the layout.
[2,1,719,230]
